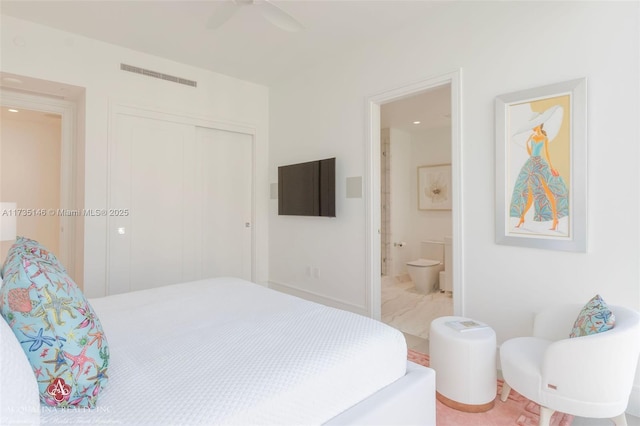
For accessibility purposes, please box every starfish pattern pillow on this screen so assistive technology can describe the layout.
[1,236,66,278]
[0,242,109,408]
[570,294,615,338]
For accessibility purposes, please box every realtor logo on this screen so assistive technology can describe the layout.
[47,377,71,402]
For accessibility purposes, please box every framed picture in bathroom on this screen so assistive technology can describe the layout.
[417,164,452,210]
[494,78,587,252]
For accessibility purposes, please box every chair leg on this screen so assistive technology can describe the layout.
[538,406,554,426]
[500,382,511,402]
[612,412,628,426]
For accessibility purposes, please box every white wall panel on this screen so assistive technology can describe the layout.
[129,117,191,291]
[108,114,194,294]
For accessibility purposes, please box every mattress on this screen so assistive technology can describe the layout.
[40,277,407,425]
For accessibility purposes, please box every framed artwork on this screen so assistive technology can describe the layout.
[495,78,587,252]
[418,164,452,210]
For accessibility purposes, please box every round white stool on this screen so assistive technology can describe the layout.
[429,316,497,412]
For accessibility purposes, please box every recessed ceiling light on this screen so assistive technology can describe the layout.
[413,121,421,125]
[8,109,19,113]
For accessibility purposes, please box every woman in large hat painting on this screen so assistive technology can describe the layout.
[510,105,569,231]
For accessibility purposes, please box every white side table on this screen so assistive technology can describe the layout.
[429,316,497,412]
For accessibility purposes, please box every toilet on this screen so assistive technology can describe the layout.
[406,241,444,294]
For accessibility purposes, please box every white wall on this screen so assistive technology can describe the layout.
[269,1,639,336]
[409,126,452,263]
[389,128,412,277]
[1,15,270,297]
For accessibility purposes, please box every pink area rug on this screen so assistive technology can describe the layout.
[408,349,574,426]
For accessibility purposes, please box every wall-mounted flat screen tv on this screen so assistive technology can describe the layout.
[278,157,335,217]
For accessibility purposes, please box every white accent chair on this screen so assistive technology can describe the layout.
[499,304,640,426]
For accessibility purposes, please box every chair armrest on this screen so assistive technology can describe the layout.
[541,327,640,404]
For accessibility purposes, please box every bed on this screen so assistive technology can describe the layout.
[1,275,435,425]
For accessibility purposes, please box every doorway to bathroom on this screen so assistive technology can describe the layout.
[366,71,462,354]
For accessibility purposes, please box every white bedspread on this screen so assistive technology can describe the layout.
[41,277,407,425]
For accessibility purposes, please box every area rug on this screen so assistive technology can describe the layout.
[408,349,574,426]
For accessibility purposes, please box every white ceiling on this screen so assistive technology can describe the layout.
[0,0,442,86]
[0,0,451,129]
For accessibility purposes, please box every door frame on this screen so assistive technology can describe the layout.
[0,88,78,279]
[365,70,464,320]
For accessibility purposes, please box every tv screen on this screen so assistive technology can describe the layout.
[278,157,335,217]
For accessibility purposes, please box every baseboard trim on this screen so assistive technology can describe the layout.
[267,280,368,316]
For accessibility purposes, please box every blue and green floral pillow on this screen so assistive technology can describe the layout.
[0,242,109,408]
[570,294,615,338]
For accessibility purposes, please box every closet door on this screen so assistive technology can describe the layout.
[108,113,253,295]
[196,126,252,281]
[109,114,194,294]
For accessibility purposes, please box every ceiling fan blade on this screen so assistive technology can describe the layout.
[206,1,241,30]
[258,0,304,32]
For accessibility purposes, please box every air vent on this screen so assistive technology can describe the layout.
[120,64,197,88]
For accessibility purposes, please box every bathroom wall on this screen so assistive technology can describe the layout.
[389,127,412,277]
[388,125,452,276]
[380,128,391,276]
[409,125,453,261]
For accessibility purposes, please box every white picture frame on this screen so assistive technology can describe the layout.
[495,78,587,252]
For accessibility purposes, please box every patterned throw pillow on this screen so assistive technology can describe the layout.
[0,241,109,408]
[570,294,615,338]
[1,236,66,278]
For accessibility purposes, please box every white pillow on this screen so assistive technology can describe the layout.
[0,279,41,425]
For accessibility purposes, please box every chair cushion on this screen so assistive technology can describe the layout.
[569,294,615,338]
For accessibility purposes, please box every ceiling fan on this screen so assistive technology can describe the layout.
[206,0,304,32]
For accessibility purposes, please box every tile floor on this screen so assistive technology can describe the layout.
[381,274,453,354]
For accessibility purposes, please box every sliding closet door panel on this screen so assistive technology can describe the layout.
[108,114,134,295]
[129,119,193,291]
[197,127,252,281]
[109,114,196,294]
